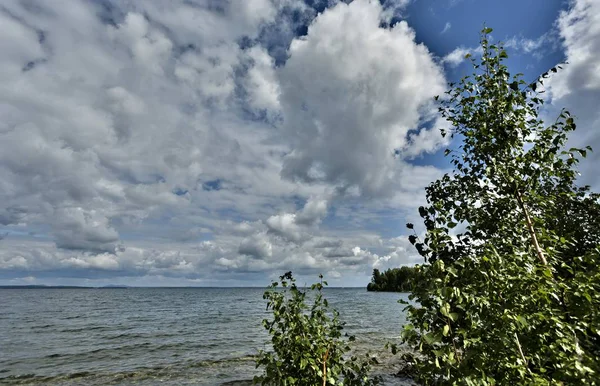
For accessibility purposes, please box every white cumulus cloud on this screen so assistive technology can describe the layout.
[0,0,448,286]
[279,0,446,197]
[546,0,600,190]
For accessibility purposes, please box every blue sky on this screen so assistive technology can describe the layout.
[0,0,598,287]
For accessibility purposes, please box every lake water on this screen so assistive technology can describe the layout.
[0,288,412,385]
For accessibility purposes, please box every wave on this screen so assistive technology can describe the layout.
[0,355,259,385]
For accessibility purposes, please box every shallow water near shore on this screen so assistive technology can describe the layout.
[1,287,413,385]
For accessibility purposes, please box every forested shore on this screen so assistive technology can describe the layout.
[366,267,417,293]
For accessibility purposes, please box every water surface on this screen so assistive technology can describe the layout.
[0,288,411,385]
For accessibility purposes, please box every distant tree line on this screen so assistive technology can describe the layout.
[366,266,416,292]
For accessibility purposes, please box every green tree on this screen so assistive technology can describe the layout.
[367,269,382,291]
[255,272,380,386]
[402,28,600,384]
[367,267,417,292]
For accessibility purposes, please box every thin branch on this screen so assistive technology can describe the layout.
[515,188,548,266]
[514,331,533,376]
[322,348,329,386]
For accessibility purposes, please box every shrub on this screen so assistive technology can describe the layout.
[254,272,380,386]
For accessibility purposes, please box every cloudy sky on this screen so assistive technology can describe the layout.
[0,0,598,287]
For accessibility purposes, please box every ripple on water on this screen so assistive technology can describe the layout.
[0,288,409,385]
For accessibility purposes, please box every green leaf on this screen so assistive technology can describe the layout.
[516,315,528,327]
[443,325,450,336]
[424,332,441,345]
[440,303,451,317]
[409,235,417,245]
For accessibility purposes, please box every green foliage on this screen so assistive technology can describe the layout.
[402,28,600,385]
[254,272,380,386]
[367,266,417,292]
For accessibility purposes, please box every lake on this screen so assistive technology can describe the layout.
[0,288,412,385]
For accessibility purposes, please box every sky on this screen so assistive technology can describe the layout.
[0,0,598,287]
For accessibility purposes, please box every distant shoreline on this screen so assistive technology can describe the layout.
[0,285,128,289]
[0,285,370,289]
